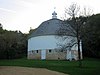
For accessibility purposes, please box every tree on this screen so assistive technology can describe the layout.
[0,23,3,29]
[83,14,100,58]
[0,27,27,59]
[57,3,89,67]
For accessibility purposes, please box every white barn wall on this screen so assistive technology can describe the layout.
[28,35,82,60]
[28,35,78,51]
[28,35,58,51]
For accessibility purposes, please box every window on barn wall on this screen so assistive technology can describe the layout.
[48,50,52,53]
[35,50,38,53]
[36,50,38,53]
[32,50,34,53]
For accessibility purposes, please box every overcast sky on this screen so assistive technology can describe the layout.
[0,0,100,33]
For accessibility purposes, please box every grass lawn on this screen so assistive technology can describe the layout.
[0,58,100,75]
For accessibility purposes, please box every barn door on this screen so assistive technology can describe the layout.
[66,50,72,61]
[41,50,46,60]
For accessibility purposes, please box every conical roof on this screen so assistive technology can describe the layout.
[29,18,63,38]
[29,11,75,38]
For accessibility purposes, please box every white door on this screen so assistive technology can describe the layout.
[66,50,72,61]
[41,50,46,59]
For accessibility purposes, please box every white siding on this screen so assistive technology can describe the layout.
[28,35,58,51]
[28,35,78,51]
[27,35,83,60]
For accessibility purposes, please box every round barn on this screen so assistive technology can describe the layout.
[27,11,82,60]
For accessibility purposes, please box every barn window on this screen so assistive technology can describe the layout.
[32,50,34,53]
[36,50,38,53]
[35,50,39,53]
[49,50,52,53]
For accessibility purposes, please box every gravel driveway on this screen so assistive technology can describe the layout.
[0,66,68,75]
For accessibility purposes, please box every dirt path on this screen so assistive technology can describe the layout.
[0,66,68,75]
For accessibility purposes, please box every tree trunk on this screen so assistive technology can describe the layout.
[77,39,82,67]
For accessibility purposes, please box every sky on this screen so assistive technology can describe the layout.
[0,0,100,33]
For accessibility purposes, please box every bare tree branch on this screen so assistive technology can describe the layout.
[65,3,80,18]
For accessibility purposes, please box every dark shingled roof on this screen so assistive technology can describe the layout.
[29,18,75,38]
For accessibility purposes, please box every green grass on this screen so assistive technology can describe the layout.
[0,58,100,75]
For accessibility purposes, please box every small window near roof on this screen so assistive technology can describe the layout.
[36,50,38,53]
[49,50,52,53]
[32,50,34,53]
